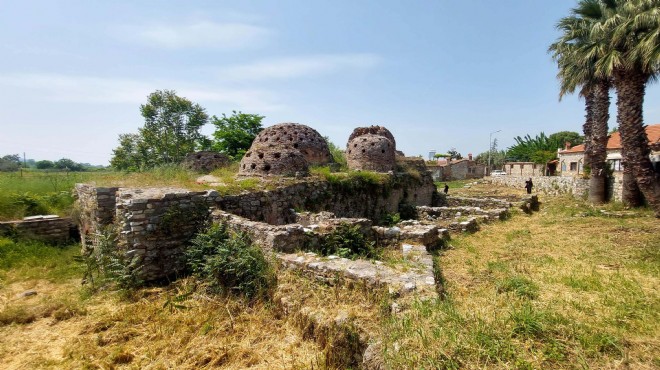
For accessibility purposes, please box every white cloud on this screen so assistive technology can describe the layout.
[0,73,284,111]
[217,53,382,81]
[127,21,270,49]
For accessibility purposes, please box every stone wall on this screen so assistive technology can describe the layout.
[76,171,438,281]
[75,184,118,250]
[488,176,589,198]
[217,173,437,225]
[212,210,306,253]
[504,162,545,176]
[113,188,213,281]
[0,215,75,244]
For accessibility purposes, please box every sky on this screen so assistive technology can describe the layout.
[1,1,659,165]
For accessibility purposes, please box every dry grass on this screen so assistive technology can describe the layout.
[383,182,660,369]
[1,181,658,369]
[1,277,325,369]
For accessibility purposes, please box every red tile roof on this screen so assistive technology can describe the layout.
[559,123,660,154]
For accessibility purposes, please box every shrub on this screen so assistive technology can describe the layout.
[80,228,143,292]
[185,224,276,300]
[319,223,378,259]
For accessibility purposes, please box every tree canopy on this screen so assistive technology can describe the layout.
[506,131,582,163]
[111,90,209,170]
[211,111,264,160]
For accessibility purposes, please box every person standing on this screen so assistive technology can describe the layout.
[524,178,533,194]
[444,183,449,194]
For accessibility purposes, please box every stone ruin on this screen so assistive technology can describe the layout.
[347,125,396,149]
[239,123,333,177]
[346,126,396,172]
[72,122,542,369]
[182,151,230,173]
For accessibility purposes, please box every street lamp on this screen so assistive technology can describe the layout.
[487,129,501,175]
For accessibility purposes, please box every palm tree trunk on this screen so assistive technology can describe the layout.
[622,158,642,206]
[614,70,660,216]
[588,80,610,204]
[583,90,594,169]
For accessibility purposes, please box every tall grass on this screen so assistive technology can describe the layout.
[382,185,660,369]
[0,237,83,282]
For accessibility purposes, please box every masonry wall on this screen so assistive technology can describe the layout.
[217,173,437,225]
[74,184,118,250]
[505,163,544,176]
[114,188,213,281]
[488,175,589,198]
[0,216,75,244]
[76,172,439,281]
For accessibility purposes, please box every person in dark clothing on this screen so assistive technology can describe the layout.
[444,183,449,194]
[524,178,533,194]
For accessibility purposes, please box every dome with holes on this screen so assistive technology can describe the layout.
[346,134,396,172]
[348,125,396,150]
[248,123,333,166]
[239,149,309,177]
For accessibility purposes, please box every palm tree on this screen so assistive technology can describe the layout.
[550,0,611,204]
[592,0,660,215]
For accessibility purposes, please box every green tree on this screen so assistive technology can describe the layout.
[324,136,347,170]
[211,111,264,160]
[0,154,21,172]
[446,148,463,160]
[111,90,209,170]
[140,90,209,164]
[506,132,579,164]
[35,160,54,169]
[110,133,151,171]
[475,139,506,169]
[54,158,84,172]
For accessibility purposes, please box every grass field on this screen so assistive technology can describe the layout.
[0,178,658,368]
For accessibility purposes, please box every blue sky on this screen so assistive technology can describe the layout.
[1,1,659,165]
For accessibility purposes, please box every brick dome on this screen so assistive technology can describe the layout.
[346,134,396,172]
[249,123,333,166]
[238,123,333,177]
[348,126,396,150]
[239,149,309,177]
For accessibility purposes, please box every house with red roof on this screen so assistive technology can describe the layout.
[557,123,660,177]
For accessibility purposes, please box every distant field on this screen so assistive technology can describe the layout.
[0,168,209,221]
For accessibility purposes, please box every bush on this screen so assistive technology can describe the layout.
[81,228,143,292]
[319,223,378,259]
[185,224,276,300]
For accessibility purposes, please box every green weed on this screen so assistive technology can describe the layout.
[497,275,539,299]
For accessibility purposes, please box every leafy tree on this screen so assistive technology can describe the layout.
[54,158,84,172]
[111,90,209,170]
[110,134,151,171]
[211,111,264,160]
[0,154,21,172]
[324,136,347,170]
[548,131,584,148]
[446,148,463,160]
[36,160,54,169]
[2,154,20,163]
[506,132,579,164]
